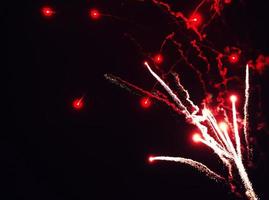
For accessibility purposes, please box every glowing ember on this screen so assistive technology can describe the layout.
[41,6,54,17]
[140,97,151,109]
[188,13,203,28]
[230,95,237,102]
[192,133,201,143]
[154,54,163,64]
[229,53,239,64]
[148,156,155,163]
[89,9,101,20]
[73,98,84,110]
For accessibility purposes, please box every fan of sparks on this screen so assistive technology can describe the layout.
[106,62,257,200]
[104,0,260,199]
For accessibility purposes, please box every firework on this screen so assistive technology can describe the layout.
[144,63,257,200]
[105,1,262,199]
[105,63,258,199]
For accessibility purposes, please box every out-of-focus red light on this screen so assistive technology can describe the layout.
[228,53,239,64]
[192,133,201,143]
[189,13,203,27]
[41,6,54,17]
[73,98,84,110]
[224,0,232,4]
[154,54,163,64]
[230,95,237,102]
[89,9,101,20]
[140,97,152,109]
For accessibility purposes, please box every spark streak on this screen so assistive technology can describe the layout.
[143,63,257,199]
[149,156,225,182]
[144,62,191,117]
[231,95,242,159]
[106,1,260,199]
[244,65,250,159]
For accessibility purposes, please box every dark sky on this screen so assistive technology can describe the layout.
[6,0,269,200]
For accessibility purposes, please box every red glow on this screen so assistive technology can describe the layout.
[228,53,239,64]
[189,13,203,27]
[148,156,155,163]
[230,95,237,102]
[154,54,163,64]
[192,133,201,143]
[224,0,232,4]
[41,6,54,17]
[89,9,101,20]
[73,98,84,110]
[140,97,152,109]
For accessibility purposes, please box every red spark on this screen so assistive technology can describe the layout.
[228,53,239,64]
[73,98,84,110]
[154,54,164,64]
[89,9,101,20]
[140,97,152,109]
[230,95,237,102]
[192,133,201,143]
[41,6,55,17]
[189,13,203,28]
[148,156,155,163]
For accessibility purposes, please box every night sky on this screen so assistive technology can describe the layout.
[7,0,269,200]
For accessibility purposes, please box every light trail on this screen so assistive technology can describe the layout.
[105,1,259,199]
[244,64,250,160]
[231,95,242,160]
[149,156,225,182]
[144,63,258,200]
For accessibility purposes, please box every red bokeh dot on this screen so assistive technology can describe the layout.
[89,9,101,20]
[41,6,54,17]
[154,54,163,64]
[189,13,203,27]
[228,53,239,64]
[140,97,152,109]
[73,98,84,110]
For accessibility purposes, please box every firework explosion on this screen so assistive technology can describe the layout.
[104,0,268,199]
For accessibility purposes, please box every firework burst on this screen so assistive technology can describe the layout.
[104,1,264,199]
[105,63,258,200]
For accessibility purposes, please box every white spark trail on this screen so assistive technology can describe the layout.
[173,73,199,115]
[231,98,242,160]
[130,63,257,199]
[144,62,191,117]
[204,109,232,153]
[233,158,258,200]
[145,63,233,162]
[220,123,238,159]
[150,156,224,181]
[243,64,250,159]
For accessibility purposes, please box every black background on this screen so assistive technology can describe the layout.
[6,0,269,199]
